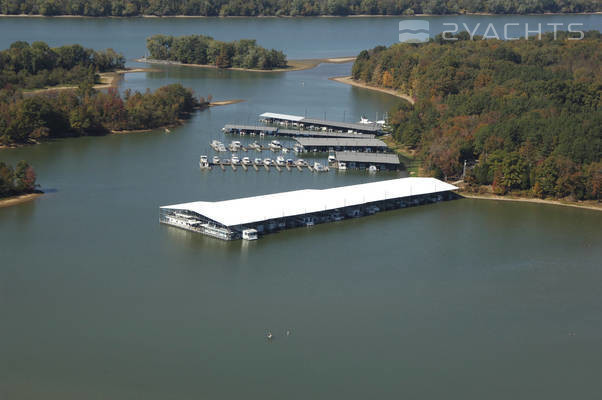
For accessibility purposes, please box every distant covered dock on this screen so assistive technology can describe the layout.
[294,137,388,153]
[259,112,384,135]
[335,152,402,170]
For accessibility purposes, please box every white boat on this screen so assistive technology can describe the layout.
[313,162,327,172]
[242,157,251,165]
[338,161,347,170]
[231,155,240,164]
[212,156,220,164]
[328,154,336,163]
[242,229,258,240]
[269,140,282,150]
[199,155,210,169]
[282,147,289,153]
[368,165,378,173]
[254,158,263,165]
[293,144,304,153]
[276,156,285,165]
[295,159,307,167]
[229,141,241,151]
[263,158,272,166]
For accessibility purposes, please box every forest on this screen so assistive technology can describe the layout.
[0,41,125,89]
[0,40,207,146]
[0,0,599,16]
[351,32,601,200]
[0,83,203,145]
[146,35,287,70]
[0,160,37,198]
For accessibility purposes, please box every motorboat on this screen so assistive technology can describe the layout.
[282,147,289,153]
[313,162,328,172]
[242,157,251,165]
[212,155,220,164]
[286,159,295,166]
[269,140,282,151]
[263,158,272,166]
[276,156,285,165]
[328,154,336,163]
[295,159,307,167]
[254,158,263,165]
[368,165,378,173]
[338,161,347,170]
[231,155,240,165]
[199,155,210,169]
[242,229,258,240]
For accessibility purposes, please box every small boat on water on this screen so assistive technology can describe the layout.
[328,154,336,164]
[338,161,347,170]
[263,158,272,166]
[231,155,240,165]
[313,162,328,172]
[368,165,378,173]
[212,156,220,164]
[229,141,242,152]
[242,157,251,165]
[164,128,171,133]
[276,156,285,166]
[295,159,307,167]
[282,147,289,153]
[269,140,282,151]
[254,158,263,165]
[199,155,210,169]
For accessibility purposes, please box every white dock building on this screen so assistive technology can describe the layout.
[160,177,458,240]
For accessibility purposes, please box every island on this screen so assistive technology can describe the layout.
[144,34,287,70]
[0,41,210,147]
[346,31,601,204]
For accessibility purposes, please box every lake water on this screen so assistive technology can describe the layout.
[1,15,602,399]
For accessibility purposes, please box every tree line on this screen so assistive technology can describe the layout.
[0,41,125,90]
[0,83,204,145]
[0,0,599,16]
[0,160,37,198]
[146,34,287,70]
[351,32,601,200]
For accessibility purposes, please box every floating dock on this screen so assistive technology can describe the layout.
[160,177,458,240]
[335,152,402,171]
[223,124,375,139]
[259,112,384,135]
[294,137,389,153]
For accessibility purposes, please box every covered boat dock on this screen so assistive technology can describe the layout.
[259,112,384,135]
[159,177,458,240]
[335,152,402,171]
[294,137,389,153]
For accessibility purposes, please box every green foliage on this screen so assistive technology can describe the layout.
[146,35,287,70]
[0,41,125,90]
[0,84,202,145]
[353,32,602,200]
[0,160,36,197]
[0,0,599,16]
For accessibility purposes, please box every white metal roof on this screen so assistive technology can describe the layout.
[161,177,457,227]
[295,137,387,147]
[335,152,401,164]
[260,112,305,122]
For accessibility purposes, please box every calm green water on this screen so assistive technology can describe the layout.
[1,16,602,400]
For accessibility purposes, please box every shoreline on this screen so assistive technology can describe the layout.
[1,12,600,18]
[459,191,602,212]
[0,192,43,208]
[24,68,156,95]
[331,76,415,104]
[135,57,356,73]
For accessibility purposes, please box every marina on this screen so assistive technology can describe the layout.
[259,112,385,135]
[223,124,376,139]
[159,177,458,240]
[293,137,389,153]
[334,152,402,171]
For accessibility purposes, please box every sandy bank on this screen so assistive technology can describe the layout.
[459,191,602,212]
[24,68,156,95]
[0,192,43,208]
[135,57,356,73]
[209,99,245,106]
[331,76,415,104]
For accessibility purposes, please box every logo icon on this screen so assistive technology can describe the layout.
[399,20,430,43]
